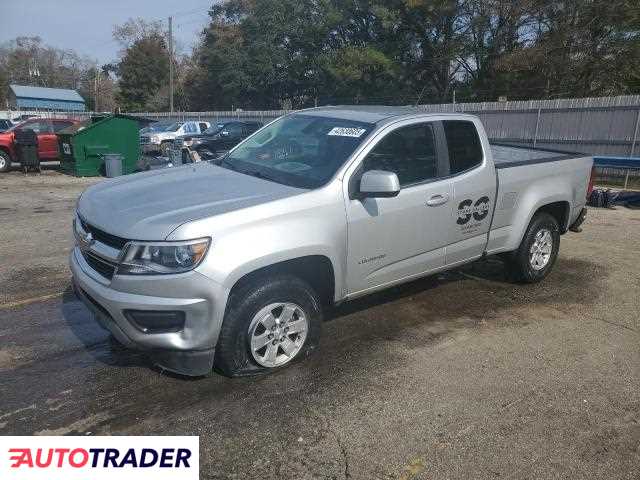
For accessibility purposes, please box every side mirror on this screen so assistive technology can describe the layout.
[359,170,400,198]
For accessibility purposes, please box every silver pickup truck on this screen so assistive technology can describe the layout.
[71,107,593,377]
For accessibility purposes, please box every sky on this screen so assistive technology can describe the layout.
[0,0,217,64]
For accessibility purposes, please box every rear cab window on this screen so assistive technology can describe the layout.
[442,120,483,174]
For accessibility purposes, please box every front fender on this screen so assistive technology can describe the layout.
[171,184,348,303]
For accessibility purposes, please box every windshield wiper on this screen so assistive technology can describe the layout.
[215,157,289,185]
[215,154,235,169]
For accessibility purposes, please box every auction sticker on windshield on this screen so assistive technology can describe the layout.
[327,127,367,137]
[1,436,198,480]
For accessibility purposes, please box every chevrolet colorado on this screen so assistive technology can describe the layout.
[71,106,593,377]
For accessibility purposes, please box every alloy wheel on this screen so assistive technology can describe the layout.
[248,302,308,368]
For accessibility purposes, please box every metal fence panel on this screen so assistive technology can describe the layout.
[3,95,640,157]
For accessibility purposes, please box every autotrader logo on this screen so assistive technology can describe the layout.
[0,436,198,480]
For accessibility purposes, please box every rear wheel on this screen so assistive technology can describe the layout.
[0,150,11,172]
[505,212,560,283]
[214,274,322,377]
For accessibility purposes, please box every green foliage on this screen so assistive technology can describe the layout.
[322,46,396,103]
[116,34,169,111]
[0,36,121,111]
[183,0,639,109]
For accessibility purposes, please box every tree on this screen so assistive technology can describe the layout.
[0,36,109,109]
[184,0,639,109]
[115,33,169,111]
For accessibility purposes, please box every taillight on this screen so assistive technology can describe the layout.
[586,166,595,199]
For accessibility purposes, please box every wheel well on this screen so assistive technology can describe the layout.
[230,256,336,307]
[535,201,570,233]
[0,146,11,159]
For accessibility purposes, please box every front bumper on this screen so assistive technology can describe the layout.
[141,143,162,154]
[70,247,229,376]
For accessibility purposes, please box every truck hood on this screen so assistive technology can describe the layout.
[141,132,173,139]
[77,162,305,241]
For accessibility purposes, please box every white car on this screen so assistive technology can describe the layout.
[140,120,210,155]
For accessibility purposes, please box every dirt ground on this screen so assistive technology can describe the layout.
[0,169,638,479]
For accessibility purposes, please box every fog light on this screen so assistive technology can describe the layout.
[124,310,185,333]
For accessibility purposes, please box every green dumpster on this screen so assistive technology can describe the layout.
[58,114,152,177]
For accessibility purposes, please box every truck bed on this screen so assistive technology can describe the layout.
[490,143,585,168]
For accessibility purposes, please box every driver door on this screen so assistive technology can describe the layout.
[344,120,453,296]
[221,123,244,150]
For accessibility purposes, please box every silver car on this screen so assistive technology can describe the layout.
[71,106,592,377]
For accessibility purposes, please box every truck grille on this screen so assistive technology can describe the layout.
[79,219,129,250]
[83,252,117,280]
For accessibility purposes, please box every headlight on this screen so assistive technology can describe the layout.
[150,135,160,144]
[117,238,210,275]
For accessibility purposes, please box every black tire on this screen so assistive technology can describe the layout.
[0,150,11,173]
[214,274,322,377]
[505,212,560,283]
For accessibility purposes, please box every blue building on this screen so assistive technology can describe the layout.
[8,84,86,112]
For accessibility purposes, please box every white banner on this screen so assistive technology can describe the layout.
[0,436,199,480]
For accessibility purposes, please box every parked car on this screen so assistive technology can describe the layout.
[139,121,172,136]
[171,121,264,164]
[139,120,210,155]
[0,117,80,172]
[0,119,13,132]
[71,107,593,377]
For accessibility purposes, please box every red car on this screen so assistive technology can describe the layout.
[0,117,80,172]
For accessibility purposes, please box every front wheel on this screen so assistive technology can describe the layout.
[0,150,11,172]
[505,212,560,283]
[214,274,322,377]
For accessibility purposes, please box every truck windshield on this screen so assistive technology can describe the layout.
[163,122,183,132]
[146,122,173,133]
[220,114,374,188]
[204,123,226,134]
[6,121,29,132]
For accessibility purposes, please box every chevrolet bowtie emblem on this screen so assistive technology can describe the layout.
[79,231,95,248]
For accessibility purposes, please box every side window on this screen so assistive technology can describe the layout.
[22,120,52,134]
[442,120,483,174]
[225,123,243,137]
[53,121,73,133]
[361,123,438,186]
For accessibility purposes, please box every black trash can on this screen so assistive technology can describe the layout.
[14,128,40,173]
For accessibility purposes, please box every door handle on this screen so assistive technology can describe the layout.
[426,193,449,206]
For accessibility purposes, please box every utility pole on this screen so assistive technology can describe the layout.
[168,16,174,114]
[94,70,99,113]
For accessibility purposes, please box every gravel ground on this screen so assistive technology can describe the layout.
[0,170,638,479]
